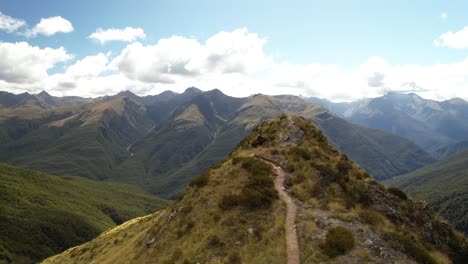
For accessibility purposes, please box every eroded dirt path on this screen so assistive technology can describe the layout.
[263,159,300,264]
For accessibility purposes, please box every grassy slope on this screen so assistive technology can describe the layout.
[44,115,467,264]
[385,149,468,235]
[0,163,170,264]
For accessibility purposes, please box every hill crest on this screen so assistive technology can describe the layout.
[44,115,467,264]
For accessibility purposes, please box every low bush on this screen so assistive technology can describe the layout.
[206,235,224,248]
[230,157,278,209]
[336,159,352,175]
[288,146,312,160]
[219,194,239,210]
[384,231,436,264]
[241,159,277,209]
[189,173,209,187]
[321,226,355,257]
[228,252,242,264]
[358,209,384,226]
[387,187,408,200]
[240,157,272,177]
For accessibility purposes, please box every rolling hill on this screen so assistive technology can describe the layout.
[385,148,468,235]
[43,115,467,264]
[0,163,170,264]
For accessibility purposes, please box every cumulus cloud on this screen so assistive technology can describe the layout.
[65,53,109,79]
[111,28,270,85]
[368,72,385,87]
[2,28,468,101]
[434,26,468,49]
[0,12,26,32]
[24,16,73,37]
[204,28,269,74]
[0,42,72,83]
[89,27,146,44]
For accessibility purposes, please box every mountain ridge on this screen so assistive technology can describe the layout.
[0,89,435,199]
[43,115,468,264]
[307,93,468,151]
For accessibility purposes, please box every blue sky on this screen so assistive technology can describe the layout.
[1,0,468,101]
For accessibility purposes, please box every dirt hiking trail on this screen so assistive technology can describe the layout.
[263,159,300,264]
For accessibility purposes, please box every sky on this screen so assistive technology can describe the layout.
[1,0,468,101]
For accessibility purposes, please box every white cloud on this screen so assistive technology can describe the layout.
[204,28,270,74]
[2,28,468,101]
[111,28,270,85]
[0,12,26,32]
[89,27,146,44]
[434,26,468,49]
[65,53,109,79]
[440,12,448,20]
[0,42,72,83]
[24,16,73,37]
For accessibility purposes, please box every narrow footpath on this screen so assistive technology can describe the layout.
[264,160,300,264]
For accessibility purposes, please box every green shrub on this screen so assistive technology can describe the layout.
[228,252,242,264]
[288,146,312,160]
[189,173,209,187]
[384,231,436,264]
[321,226,355,257]
[336,160,352,175]
[242,161,277,209]
[356,190,372,207]
[240,157,272,177]
[270,149,280,155]
[358,210,384,226]
[240,186,277,209]
[230,157,278,209]
[219,194,239,210]
[206,235,224,248]
[387,187,408,200]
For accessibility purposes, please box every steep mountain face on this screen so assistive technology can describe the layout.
[114,90,246,193]
[0,89,434,198]
[385,148,468,235]
[432,140,468,160]
[114,93,434,198]
[0,97,154,180]
[43,116,467,264]
[306,97,371,118]
[308,93,468,151]
[0,163,169,264]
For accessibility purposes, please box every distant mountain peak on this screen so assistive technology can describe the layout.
[183,87,203,95]
[117,90,137,97]
[157,90,178,96]
[446,97,467,105]
[37,90,52,97]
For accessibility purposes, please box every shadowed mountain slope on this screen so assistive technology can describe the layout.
[385,148,468,235]
[0,163,169,264]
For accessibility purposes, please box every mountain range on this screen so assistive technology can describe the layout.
[308,92,468,152]
[0,89,435,199]
[43,115,468,264]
